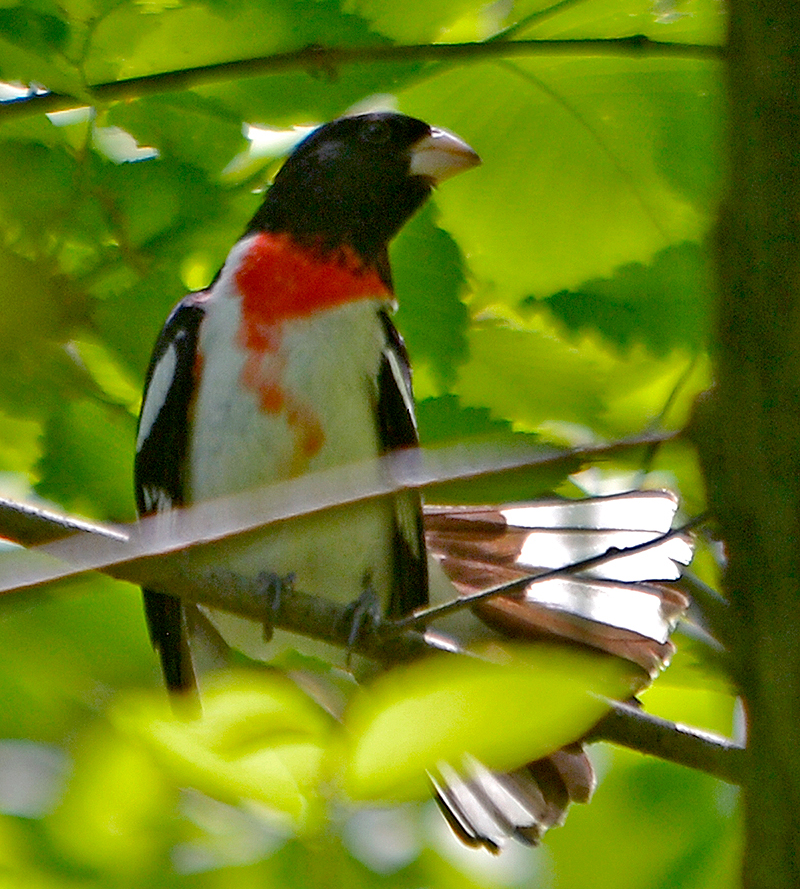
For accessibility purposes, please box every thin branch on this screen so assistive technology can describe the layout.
[118,549,749,783]
[589,699,745,786]
[1,37,725,121]
[146,563,436,665]
[486,0,596,42]
[0,497,126,548]
[1,500,430,662]
[679,569,732,643]
[395,512,708,631]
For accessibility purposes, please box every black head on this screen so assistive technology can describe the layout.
[246,112,479,262]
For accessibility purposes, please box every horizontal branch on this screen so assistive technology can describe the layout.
[1,36,724,121]
[1,497,431,663]
[111,550,751,784]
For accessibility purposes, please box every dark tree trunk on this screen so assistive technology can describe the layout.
[697,3,800,886]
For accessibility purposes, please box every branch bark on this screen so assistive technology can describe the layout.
[589,700,744,785]
[0,37,723,122]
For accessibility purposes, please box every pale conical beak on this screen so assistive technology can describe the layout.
[409,126,481,183]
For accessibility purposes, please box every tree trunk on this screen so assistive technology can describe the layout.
[698,3,800,886]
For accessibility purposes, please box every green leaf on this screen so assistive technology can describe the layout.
[453,317,707,438]
[346,0,480,41]
[343,644,644,801]
[513,0,726,45]
[0,140,79,249]
[122,673,332,824]
[392,202,470,388]
[400,56,720,302]
[36,398,137,522]
[0,576,153,741]
[546,749,740,889]
[47,724,176,876]
[454,320,610,430]
[536,241,713,355]
[108,93,246,174]
[0,3,85,96]
[416,395,579,502]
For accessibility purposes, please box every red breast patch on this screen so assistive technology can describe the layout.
[233,232,387,466]
[235,232,390,337]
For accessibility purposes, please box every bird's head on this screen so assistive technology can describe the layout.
[248,112,480,261]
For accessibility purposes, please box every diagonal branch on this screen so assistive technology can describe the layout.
[589,699,745,785]
[0,433,676,592]
[0,439,741,784]
[394,513,706,631]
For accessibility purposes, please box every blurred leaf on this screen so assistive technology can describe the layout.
[0,412,42,477]
[513,0,727,45]
[0,140,78,246]
[400,56,721,302]
[36,398,137,521]
[343,644,644,801]
[47,723,176,877]
[0,576,153,741]
[122,673,332,825]
[453,317,707,439]
[546,748,740,889]
[416,394,520,443]
[346,0,479,41]
[108,93,246,174]
[640,680,737,737]
[84,0,385,82]
[416,395,579,502]
[0,3,84,96]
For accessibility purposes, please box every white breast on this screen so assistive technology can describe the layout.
[186,253,397,640]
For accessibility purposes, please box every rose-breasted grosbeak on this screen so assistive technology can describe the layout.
[135,112,479,694]
[135,112,691,850]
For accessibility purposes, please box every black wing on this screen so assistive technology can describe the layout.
[376,309,429,618]
[135,300,205,694]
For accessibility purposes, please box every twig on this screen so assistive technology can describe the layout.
[0,497,126,547]
[395,512,708,631]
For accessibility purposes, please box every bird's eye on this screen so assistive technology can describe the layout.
[361,120,391,145]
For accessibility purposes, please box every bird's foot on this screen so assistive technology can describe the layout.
[256,571,295,642]
[341,587,381,657]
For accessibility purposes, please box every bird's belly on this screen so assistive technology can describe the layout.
[185,298,396,655]
[188,298,387,498]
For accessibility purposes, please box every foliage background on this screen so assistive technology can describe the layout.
[0,0,740,886]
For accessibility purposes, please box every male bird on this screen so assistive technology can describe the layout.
[135,112,480,695]
[135,113,691,850]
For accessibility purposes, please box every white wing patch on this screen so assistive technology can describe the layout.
[140,485,174,514]
[383,344,417,431]
[136,342,177,451]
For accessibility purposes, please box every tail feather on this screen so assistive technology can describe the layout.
[423,490,692,851]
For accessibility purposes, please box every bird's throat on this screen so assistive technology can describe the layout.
[234,232,391,344]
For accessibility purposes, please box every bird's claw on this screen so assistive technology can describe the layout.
[256,571,295,641]
[342,587,381,659]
